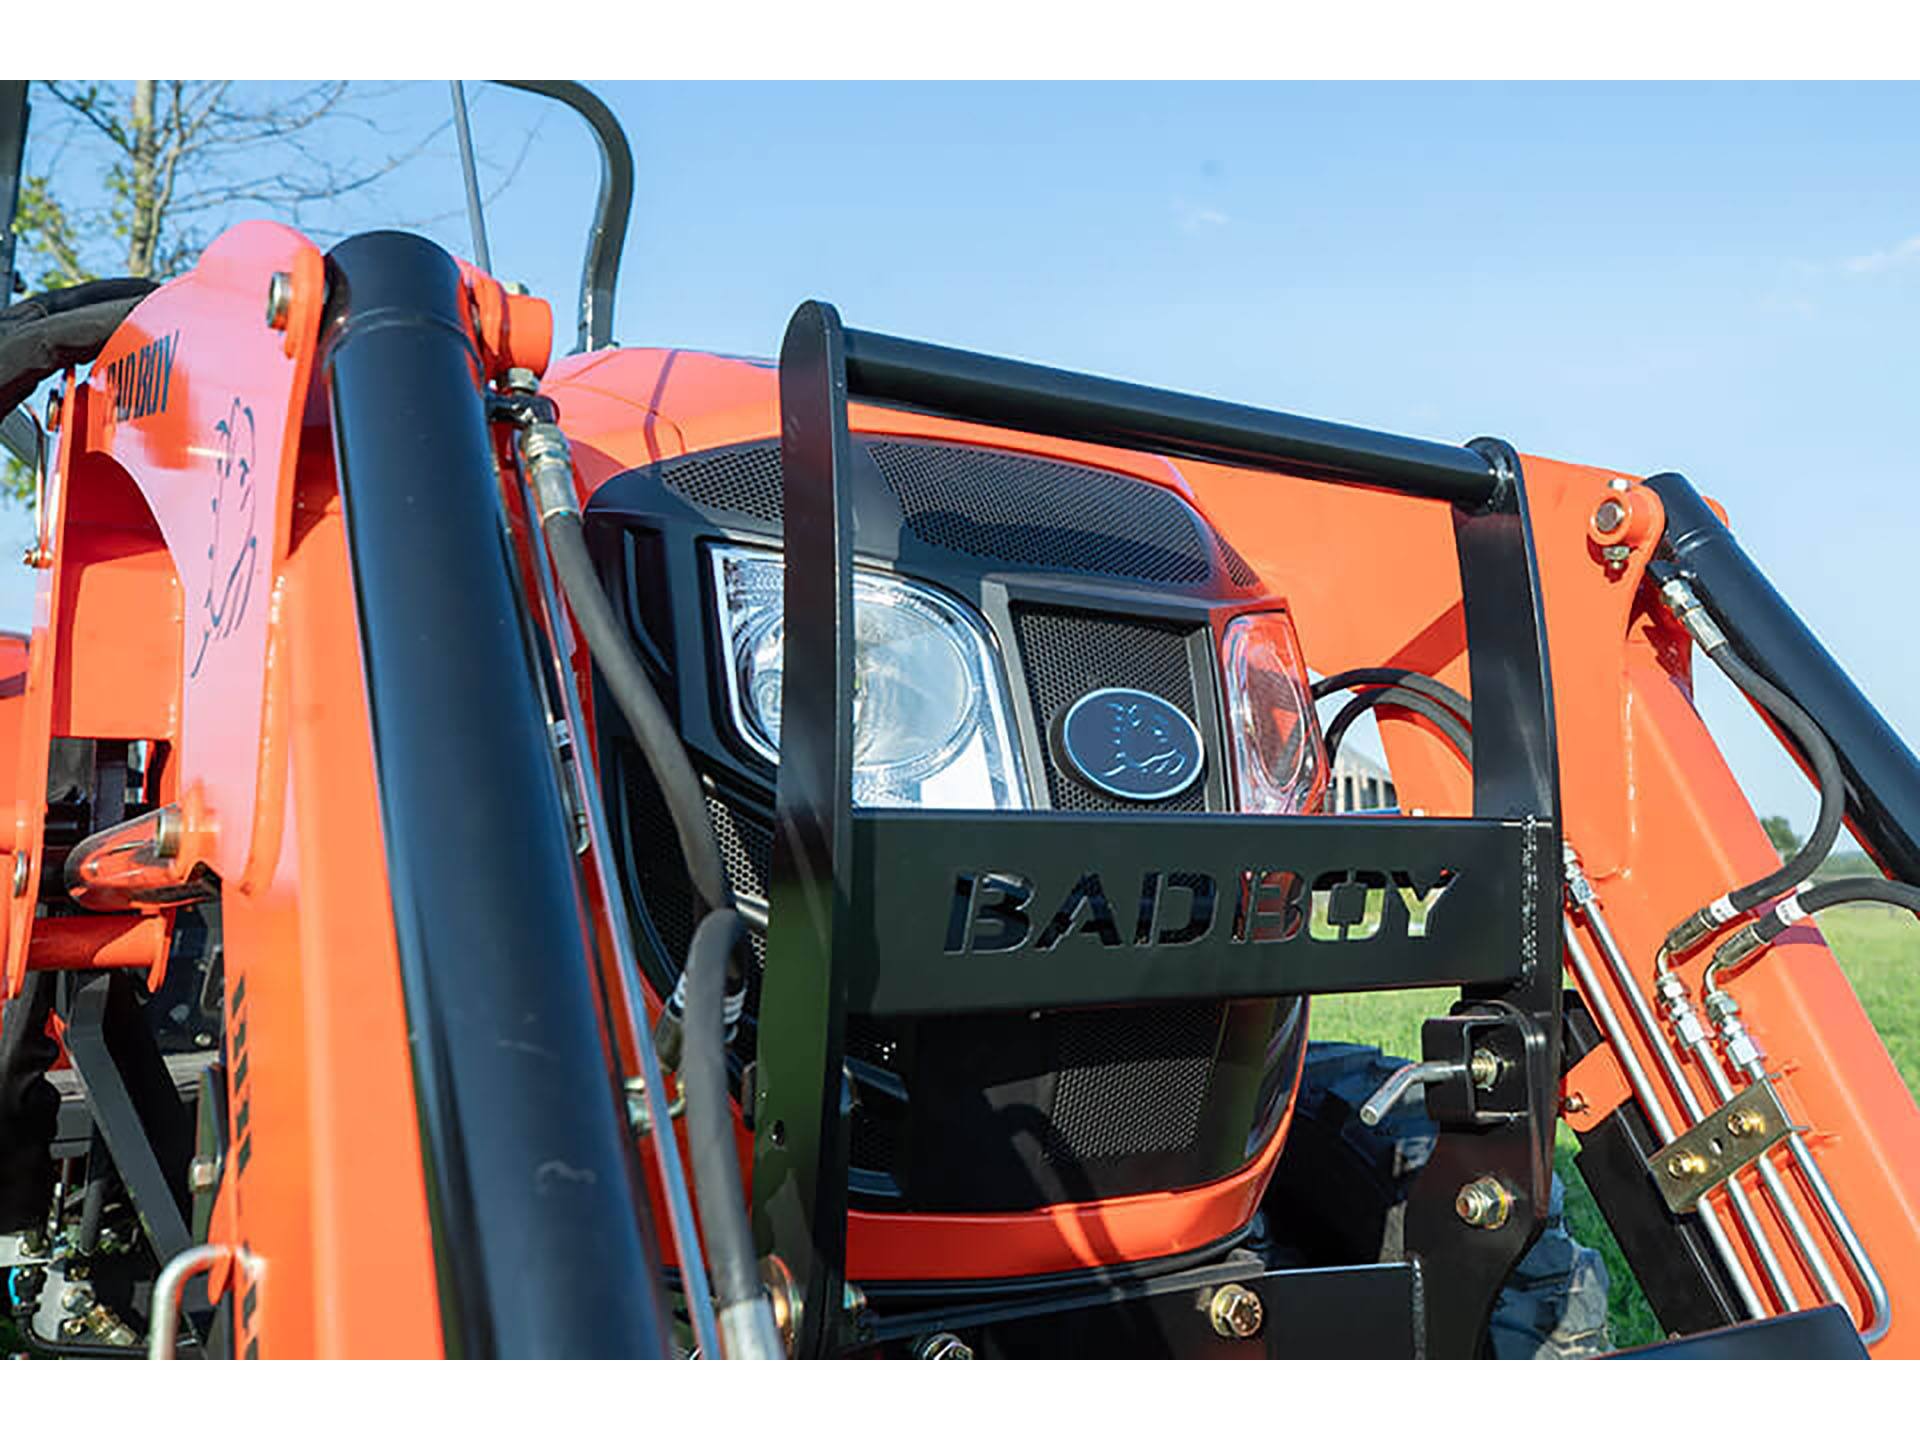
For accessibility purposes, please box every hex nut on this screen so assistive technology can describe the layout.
[914,1332,974,1360]
[1208,1283,1264,1339]
[1667,1151,1710,1180]
[1455,1177,1514,1229]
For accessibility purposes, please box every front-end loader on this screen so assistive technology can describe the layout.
[1,79,1915,1360]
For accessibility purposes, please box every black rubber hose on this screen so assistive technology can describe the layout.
[1324,686,1473,772]
[1706,643,1847,912]
[682,909,761,1316]
[1312,667,1473,727]
[1658,591,1850,963]
[1753,876,1920,941]
[540,508,732,917]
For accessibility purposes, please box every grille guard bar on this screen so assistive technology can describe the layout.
[751,301,1567,1358]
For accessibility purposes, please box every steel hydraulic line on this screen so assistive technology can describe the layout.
[1563,849,1802,1313]
[506,407,723,1362]
[1559,912,1767,1320]
[1701,959,1894,1345]
[1666,997,1849,1313]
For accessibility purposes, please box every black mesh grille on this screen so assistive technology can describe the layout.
[1046,1004,1221,1161]
[1214,533,1260,588]
[870,441,1213,585]
[1014,606,1208,812]
[660,445,784,524]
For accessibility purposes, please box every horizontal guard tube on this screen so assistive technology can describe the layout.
[841,326,1501,506]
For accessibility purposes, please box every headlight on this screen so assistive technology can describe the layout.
[711,545,1029,809]
[1221,611,1325,814]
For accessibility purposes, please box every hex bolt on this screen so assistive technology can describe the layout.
[265,271,293,330]
[913,1332,974,1360]
[1208,1283,1265,1339]
[1593,499,1628,535]
[1468,1048,1501,1089]
[1726,1109,1767,1140]
[503,366,540,395]
[1455,1177,1514,1229]
[188,1156,220,1193]
[1667,1150,1710,1180]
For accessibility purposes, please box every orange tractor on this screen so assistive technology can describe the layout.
[1,80,1915,1359]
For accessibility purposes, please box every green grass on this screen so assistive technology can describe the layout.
[1312,905,1918,1352]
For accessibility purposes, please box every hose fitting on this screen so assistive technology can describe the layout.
[1659,575,1729,652]
[519,420,580,523]
[1710,923,1768,976]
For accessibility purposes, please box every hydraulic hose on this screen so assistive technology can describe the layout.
[1312,666,1473,727]
[518,410,773,1355]
[1323,685,1472,771]
[538,502,733,919]
[684,910,783,1358]
[1708,875,1920,978]
[1655,573,1847,957]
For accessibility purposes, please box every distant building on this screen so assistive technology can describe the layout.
[1327,748,1397,813]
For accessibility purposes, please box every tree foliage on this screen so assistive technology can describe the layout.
[3,80,501,503]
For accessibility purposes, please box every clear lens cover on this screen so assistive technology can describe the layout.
[1221,610,1326,814]
[712,545,1029,809]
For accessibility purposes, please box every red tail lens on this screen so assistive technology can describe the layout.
[1221,611,1326,814]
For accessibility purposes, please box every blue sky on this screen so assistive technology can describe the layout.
[10,81,1919,828]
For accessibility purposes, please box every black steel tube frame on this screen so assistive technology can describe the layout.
[756,302,1565,1358]
[320,231,669,1358]
[1646,472,1920,883]
[0,81,26,309]
[493,81,633,354]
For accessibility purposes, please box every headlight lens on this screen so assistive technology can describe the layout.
[1221,610,1326,814]
[712,545,1029,809]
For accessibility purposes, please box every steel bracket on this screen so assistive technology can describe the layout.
[1647,1075,1796,1214]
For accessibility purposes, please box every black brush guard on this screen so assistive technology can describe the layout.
[752,301,1566,1358]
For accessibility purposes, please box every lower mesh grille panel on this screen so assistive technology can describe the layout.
[1046,1004,1220,1161]
[1014,606,1208,812]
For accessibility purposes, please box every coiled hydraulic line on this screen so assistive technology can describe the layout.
[1312,667,1474,770]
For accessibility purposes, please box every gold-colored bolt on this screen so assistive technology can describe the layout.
[45,390,62,432]
[1667,1150,1711,1180]
[1468,1048,1501,1088]
[1455,1177,1514,1230]
[1726,1109,1767,1140]
[1593,499,1628,535]
[1208,1283,1264,1339]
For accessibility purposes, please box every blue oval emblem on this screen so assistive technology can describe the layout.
[1055,688,1205,801]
